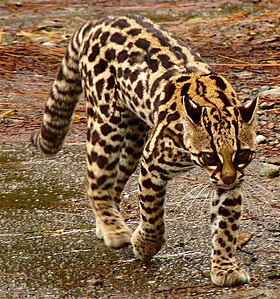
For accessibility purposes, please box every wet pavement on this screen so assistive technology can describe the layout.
[1,1,280,298]
[1,146,279,298]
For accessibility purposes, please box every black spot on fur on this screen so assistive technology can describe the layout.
[110,32,126,45]
[111,134,123,142]
[97,155,108,169]
[105,48,116,61]
[226,247,232,252]
[180,83,191,96]
[100,31,110,46]
[97,175,107,186]
[218,206,231,217]
[158,54,173,69]
[100,105,109,116]
[148,59,159,72]
[217,188,226,196]
[135,81,144,98]
[135,38,150,50]
[170,102,177,110]
[95,78,104,96]
[231,223,238,231]
[159,82,175,105]
[130,68,141,82]
[225,230,233,242]
[87,107,94,117]
[117,50,128,63]
[100,124,113,136]
[127,28,142,36]
[217,90,231,106]
[167,111,180,123]
[106,158,119,171]
[94,59,108,75]
[128,51,143,65]
[91,131,100,144]
[107,76,115,90]
[219,221,227,229]
[142,179,163,192]
[234,211,241,220]
[223,196,242,206]
[210,75,227,90]
[112,18,131,29]
[175,123,183,132]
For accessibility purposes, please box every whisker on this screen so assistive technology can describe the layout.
[242,181,279,219]
[181,181,210,201]
[172,181,207,207]
[194,187,212,220]
[246,177,277,194]
[245,180,278,210]
[168,181,210,222]
[241,185,262,220]
[184,183,211,219]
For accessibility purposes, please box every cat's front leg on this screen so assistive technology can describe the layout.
[131,159,168,261]
[210,187,250,286]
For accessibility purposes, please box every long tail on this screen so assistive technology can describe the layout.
[31,22,93,155]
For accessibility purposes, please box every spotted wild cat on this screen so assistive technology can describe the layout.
[31,15,258,286]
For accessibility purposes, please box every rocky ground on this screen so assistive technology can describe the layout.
[0,0,279,298]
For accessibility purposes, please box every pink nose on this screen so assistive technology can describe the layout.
[221,175,236,186]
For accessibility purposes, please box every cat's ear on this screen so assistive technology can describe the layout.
[182,95,202,124]
[238,97,258,124]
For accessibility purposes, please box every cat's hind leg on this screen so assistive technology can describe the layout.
[87,107,148,249]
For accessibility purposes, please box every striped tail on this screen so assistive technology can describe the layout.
[31,22,93,155]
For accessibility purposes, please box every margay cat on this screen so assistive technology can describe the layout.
[31,15,258,286]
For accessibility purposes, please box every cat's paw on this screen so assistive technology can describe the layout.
[211,266,250,286]
[95,220,132,249]
[131,228,165,260]
[103,230,132,249]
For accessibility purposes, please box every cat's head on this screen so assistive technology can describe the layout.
[181,74,258,189]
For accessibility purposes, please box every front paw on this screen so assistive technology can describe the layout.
[211,266,250,286]
[131,227,165,261]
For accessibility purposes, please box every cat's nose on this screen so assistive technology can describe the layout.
[221,175,236,186]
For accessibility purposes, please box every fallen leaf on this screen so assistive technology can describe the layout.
[0,109,15,118]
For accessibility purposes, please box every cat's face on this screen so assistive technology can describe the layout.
[183,97,258,189]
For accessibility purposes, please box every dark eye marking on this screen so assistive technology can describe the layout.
[235,149,253,165]
[199,152,219,166]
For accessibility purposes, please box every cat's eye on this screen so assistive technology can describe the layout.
[200,152,219,166]
[235,150,252,165]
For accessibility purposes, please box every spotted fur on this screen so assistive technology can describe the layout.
[31,15,258,286]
